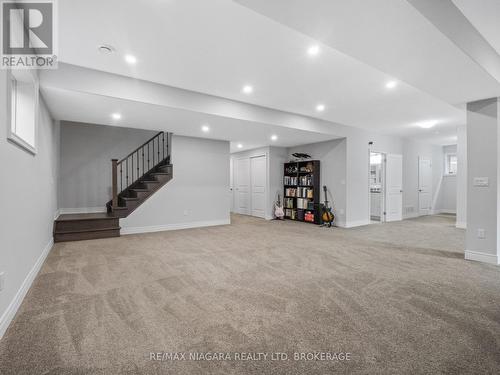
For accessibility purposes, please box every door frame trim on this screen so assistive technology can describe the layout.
[368,149,387,224]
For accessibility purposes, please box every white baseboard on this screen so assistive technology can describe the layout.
[434,209,456,215]
[465,250,499,265]
[345,219,371,228]
[121,219,231,235]
[456,221,467,229]
[403,212,420,220]
[59,207,107,215]
[0,238,54,339]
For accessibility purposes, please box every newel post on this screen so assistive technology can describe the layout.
[111,159,118,208]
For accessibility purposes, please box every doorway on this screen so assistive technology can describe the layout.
[418,157,432,215]
[369,152,385,222]
[233,154,268,219]
[369,152,403,223]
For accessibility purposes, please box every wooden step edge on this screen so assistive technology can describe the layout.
[55,216,119,222]
[112,206,128,211]
[55,226,121,235]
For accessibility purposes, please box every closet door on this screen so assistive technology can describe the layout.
[235,158,250,215]
[250,155,267,218]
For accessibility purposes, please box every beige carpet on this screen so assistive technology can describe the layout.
[1,214,499,374]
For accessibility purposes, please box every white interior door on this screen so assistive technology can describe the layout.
[385,154,403,222]
[235,158,250,215]
[418,157,432,215]
[250,155,267,218]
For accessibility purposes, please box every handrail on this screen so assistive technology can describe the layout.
[117,132,163,164]
[111,131,172,208]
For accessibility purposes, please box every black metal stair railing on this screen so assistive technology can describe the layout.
[111,131,171,208]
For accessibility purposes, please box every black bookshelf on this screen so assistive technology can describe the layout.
[283,160,321,224]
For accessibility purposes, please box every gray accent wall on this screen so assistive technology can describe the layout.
[59,122,157,211]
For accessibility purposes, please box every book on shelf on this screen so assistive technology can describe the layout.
[284,176,298,185]
[299,175,312,186]
[297,186,313,198]
[304,211,315,222]
[285,208,297,219]
[285,187,297,197]
[297,198,310,209]
[284,198,294,208]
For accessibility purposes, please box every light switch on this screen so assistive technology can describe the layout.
[473,177,489,187]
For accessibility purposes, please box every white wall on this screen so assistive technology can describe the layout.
[269,146,289,216]
[230,146,288,220]
[59,122,157,212]
[287,139,347,226]
[349,130,404,226]
[121,135,230,233]
[465,98,499,264]
[456,126,467,228]
[0,71,59,338]
[285,135,445,226]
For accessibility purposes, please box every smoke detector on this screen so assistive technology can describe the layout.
[98,44,115,54]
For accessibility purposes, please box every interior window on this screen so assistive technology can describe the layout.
[445,153,457,175]
[8,71,38,154]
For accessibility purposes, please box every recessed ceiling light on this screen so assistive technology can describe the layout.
[385,80,398,89]
[418,120,438,129]
[98,44,115,54]
[201,125,210,133]
[111,113,121,120]
[316,104,325,112]
[242,85,253,94]
[237,143,243,149]
[124,54,137,64]
[271,135,278,141]
[307,45,320,56]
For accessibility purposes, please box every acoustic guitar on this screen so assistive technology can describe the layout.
[322,185,334,227]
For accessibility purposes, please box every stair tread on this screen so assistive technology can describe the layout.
[121,197,139,201]
[56,213,118,221]
[55,226,121,235]
[150,172,171,175]
[141,180,160,183]
[130,188,149,192]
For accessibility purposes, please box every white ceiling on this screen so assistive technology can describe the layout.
[50,0,490,145]
[42,0,500,149]
[42,87,337,153]
[453,0,500,56]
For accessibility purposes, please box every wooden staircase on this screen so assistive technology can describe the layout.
[54,132,173,242]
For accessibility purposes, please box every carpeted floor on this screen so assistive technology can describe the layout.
[1,214,499,374]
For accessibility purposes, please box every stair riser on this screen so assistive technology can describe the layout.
[130,190,150,200]
[55,218,119,232]
[140,182,160,190]
[157,165,173,173]
[151,174,172,184]
[54,228,120,242]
